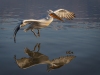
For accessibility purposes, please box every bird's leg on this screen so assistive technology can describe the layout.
[37,29,40,37]
[37,43,41,52]
[33,43,39,51]
[31,29,38,37]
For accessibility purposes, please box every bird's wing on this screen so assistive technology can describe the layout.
[54,9,75,20]
[13,24,20,43]
[49,13,63,21]
[23,19,41,25]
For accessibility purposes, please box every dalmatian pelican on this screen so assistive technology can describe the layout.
[14,9,75,43]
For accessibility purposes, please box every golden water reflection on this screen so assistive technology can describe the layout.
[14,43,76,72]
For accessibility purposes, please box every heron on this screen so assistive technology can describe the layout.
[14,9,75,43]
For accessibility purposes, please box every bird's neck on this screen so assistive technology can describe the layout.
[46,16,53,23]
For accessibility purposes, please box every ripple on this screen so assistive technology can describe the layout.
[0,28,7,30]
[49,22,100,30]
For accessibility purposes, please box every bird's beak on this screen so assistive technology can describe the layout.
[13,22,22,43]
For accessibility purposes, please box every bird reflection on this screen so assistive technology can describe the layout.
[47,55,75,72]
[14,43,76,72]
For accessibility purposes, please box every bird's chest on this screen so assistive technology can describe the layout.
[40,22,51,26]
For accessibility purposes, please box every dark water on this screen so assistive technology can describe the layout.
[0,0,100,75]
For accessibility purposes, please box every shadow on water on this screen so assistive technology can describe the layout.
[14,43,76,72]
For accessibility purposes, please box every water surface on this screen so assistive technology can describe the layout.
[0,0,100,75]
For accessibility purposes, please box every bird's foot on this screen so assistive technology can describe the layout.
[37,33,40,37]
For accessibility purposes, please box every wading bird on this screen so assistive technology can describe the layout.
[13,9,75,43]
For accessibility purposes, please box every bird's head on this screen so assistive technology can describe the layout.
[47,10,53,14]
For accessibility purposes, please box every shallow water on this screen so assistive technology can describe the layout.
[0,0,100,75]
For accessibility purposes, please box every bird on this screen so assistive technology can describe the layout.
[13,9,75,43]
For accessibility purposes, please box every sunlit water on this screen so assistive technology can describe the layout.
[0,0,100,75]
